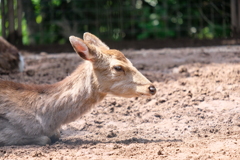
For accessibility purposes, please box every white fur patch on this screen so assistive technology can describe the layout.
[36,114,43,126]
[18,52,25,72]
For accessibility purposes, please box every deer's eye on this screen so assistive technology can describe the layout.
[114,66,123,72]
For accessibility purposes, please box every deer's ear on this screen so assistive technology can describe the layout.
[69,36,95,61]
[83,32,109,50]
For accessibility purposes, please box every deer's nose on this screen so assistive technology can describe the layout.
[148,85,156,95]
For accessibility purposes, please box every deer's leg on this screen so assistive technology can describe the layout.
[50,130,61,143]
[0,118,51,146]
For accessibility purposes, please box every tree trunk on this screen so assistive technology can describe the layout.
[1,0,6,38]
[17,0,23,45]
[7,0,15,43]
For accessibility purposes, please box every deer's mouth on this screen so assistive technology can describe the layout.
[136,92,153,97]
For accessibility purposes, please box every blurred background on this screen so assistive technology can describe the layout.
[0,0,237,51]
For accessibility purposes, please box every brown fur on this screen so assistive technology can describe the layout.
[0,32,156,146]
[0,37,24,71]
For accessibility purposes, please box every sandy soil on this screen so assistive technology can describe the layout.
[1,45,240,159]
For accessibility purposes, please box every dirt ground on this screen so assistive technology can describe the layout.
[1,45,240,160]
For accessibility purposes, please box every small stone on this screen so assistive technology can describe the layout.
[187,91,193,98]
[26,69,35,76]
[107,130,117,138]
[40,52,48,56]
[157,150,164,155]
[154,113,162,118]
[179,67,188,73]
[159,98,166,103]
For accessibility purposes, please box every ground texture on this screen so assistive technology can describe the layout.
[1,46,240,160]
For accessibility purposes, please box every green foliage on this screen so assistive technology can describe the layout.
[0,0,29,44]
[0,16,2,36]
[21,0,230,44]
[197,26,214,39]
[137,4,176,39]
[22,18,30,45]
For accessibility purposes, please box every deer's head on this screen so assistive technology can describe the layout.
[69,32,156,98]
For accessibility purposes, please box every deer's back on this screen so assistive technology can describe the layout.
[0,80,54,111]
[0,79,54,94]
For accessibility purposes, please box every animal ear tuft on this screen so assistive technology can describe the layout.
[83,32,109,50]
[69,36,95,61]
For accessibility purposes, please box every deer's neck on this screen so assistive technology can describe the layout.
[42,61,106,130]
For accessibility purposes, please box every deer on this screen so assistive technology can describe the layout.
[0,37,24,72]
[0,32,156,146]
